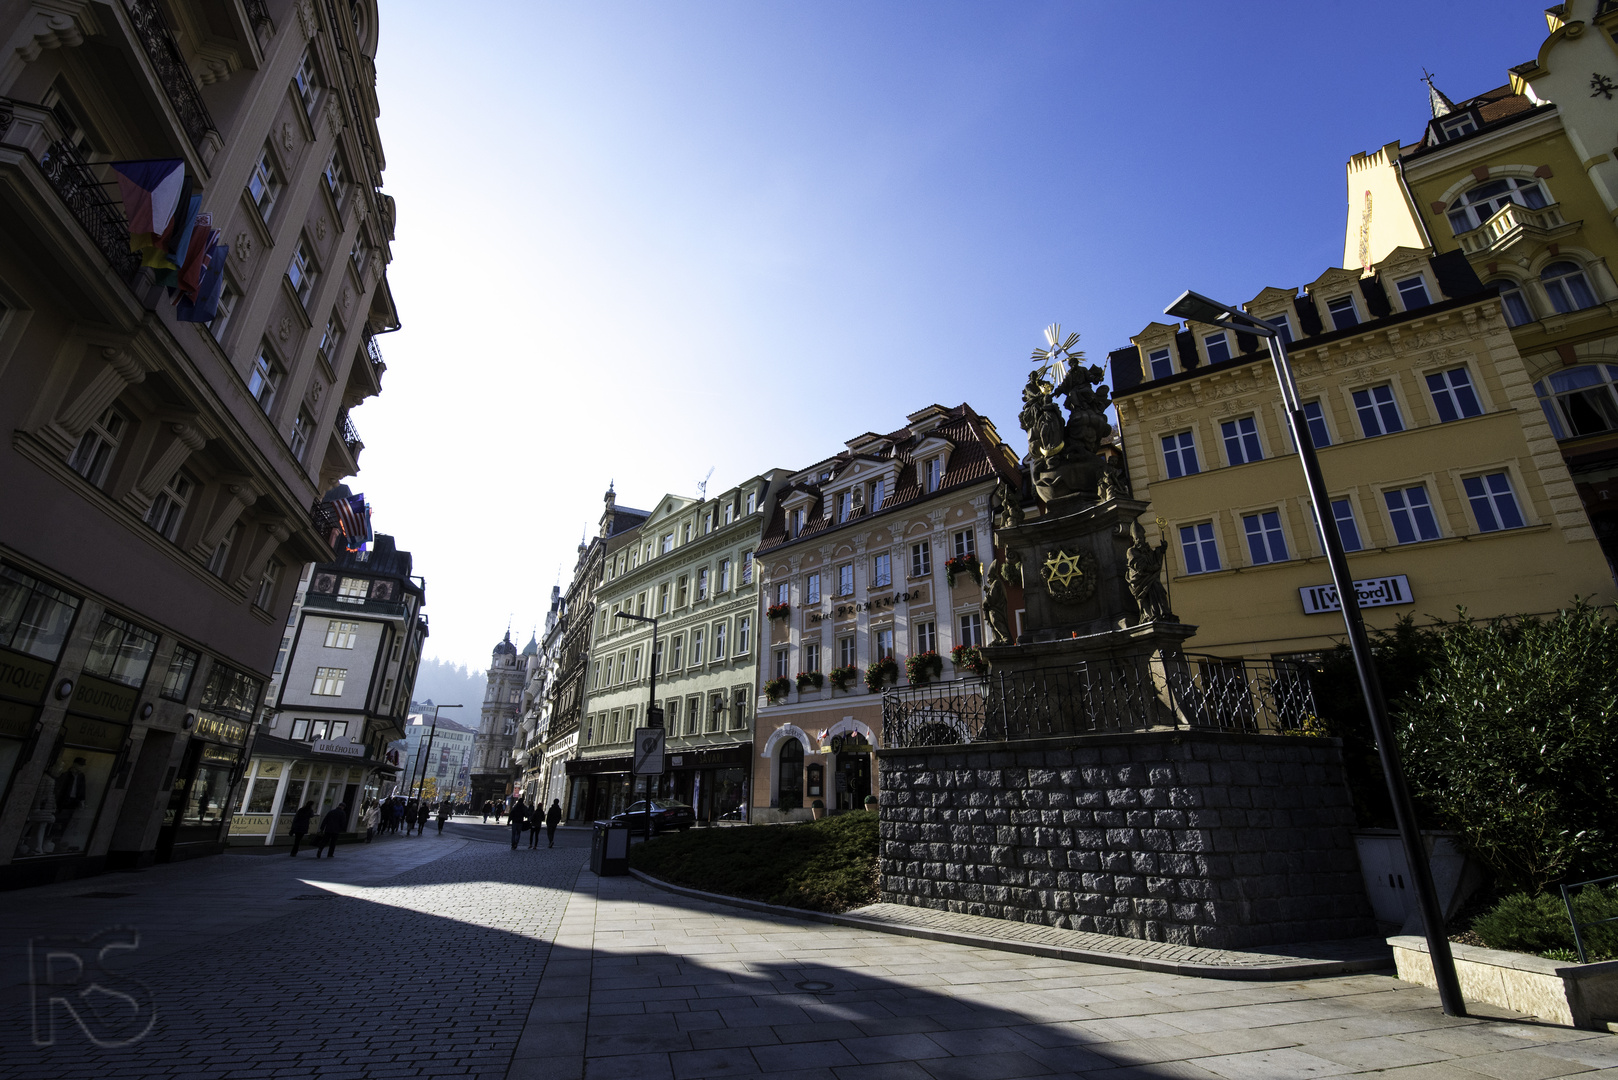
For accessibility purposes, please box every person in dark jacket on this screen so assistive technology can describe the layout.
[315,803,347,858]
[437,800,451,834]
[508,800,525,849]
[545,800,562,848]
[289,800,316,856]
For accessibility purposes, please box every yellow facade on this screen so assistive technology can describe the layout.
[1111,250,1613,661]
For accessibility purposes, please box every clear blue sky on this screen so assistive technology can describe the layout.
[360,1,1543,669]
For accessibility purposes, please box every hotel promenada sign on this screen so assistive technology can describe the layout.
[1299,575,1413,616]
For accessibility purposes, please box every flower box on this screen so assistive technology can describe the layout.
[829,665,859,691]
[795,670,824,692]
[766,602,790,621]
[905,651,943,684]
[950,644,988,676]
[944,555,982,589]
[764,676,792,703]
[864,656,898,694]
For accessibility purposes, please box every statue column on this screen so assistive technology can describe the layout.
[123,420,211,518]
[190,479,260,564]
[41,348,147,458]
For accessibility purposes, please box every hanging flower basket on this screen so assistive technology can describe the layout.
[863,656,899,693]
[829,664,860,691]
[766,602,790,621]
[906,651,944,684]
[950,644,989,676]
[944,555,982,589]
[764,676,792,703]
[796,670,824,692]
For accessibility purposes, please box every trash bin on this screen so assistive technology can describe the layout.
[591,820,628,876]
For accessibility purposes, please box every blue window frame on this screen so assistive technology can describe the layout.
[1426,367,1483,423]
[1384,485,1441,543]
[1331,499,1363,552]
[1353,384,1404,437]
[1463,472,1524,532]
[1178,522,1220,575]
[1242,511,1289,565]
[1303,401,1331,447]
[1221,416,1263,465]
[1162,431,1199,479]
[1148,348,1173,380]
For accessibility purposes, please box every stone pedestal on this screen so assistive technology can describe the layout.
[998,496,1149,641]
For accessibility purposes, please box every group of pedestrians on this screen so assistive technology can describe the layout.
[505,799,564,849]
[286,795,462,857]
[286,800,349,858]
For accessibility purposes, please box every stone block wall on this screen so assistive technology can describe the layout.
[877,729,1376,950]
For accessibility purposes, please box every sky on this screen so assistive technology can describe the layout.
[359,0,1545,670]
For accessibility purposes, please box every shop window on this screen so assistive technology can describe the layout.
[777,739,803,810]
[1542,261,1597,313]
[16,748,114,858]
[1179,522,1221,575]
[1384,485,1442,544]
[1535,365,1618,439]
[1427,367,1483,423]
[1463,472,1525,533]
[160,645,200,701]
[1162,430,1199,478]
[1353,384,1404,437]
[81,613,158,687]
[0,565,80,662]
[68,406,126,488]
[1241,511,1289,566]
[146,470,193,541]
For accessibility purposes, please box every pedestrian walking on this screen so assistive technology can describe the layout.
[288,800,315,856]
[437,801,450,834]
[314,802,346,858]
[527,802,543,849]
[481,800,490,824]
[545,799,562,848]
[363,799,378,843]
[508,800,525,849]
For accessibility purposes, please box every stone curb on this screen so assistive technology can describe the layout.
[627,869,1394,982]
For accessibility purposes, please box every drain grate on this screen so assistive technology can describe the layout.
[794,980,834,992]
[75,891,133,899]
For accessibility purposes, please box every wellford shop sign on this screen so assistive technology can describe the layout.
[1299,574,1413,615]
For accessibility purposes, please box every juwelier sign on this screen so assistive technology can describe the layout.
[1299,575,1413,615]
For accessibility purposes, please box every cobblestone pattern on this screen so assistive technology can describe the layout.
[877,730,1377,950]
[0,840,588,1080]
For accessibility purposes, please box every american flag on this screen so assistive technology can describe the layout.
[336,493,370,543]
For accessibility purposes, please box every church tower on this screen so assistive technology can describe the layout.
[469,629,524,807]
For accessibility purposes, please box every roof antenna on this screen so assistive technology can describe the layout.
[698,466,714,500]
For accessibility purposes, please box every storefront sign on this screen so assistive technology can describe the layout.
[312,739,362,758]
[829,734,872,754]
[0,698,34,739]
[229,814,272,834]
[0,647,52,705]
[69,673,138,722]
[195,714,249,746]
[1299,575,1413,615]
[60,713,127,751]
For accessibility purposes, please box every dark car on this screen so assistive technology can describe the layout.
[609,799,696,834]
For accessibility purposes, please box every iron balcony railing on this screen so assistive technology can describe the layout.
[338,410,363,456]
[243,0,273,28]
[39,140,141,279]
[882,653,1318,749]
[124,0,219,153]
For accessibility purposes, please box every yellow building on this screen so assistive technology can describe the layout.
[1347,0,1618,567]
[1108,248,1613,660]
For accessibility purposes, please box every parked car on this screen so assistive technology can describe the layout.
[609,800,696,834]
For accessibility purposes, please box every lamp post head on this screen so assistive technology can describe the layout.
[1165,289,1275,338]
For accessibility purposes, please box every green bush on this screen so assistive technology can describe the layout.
[628,811,879,913]
[1469,885,1618,961]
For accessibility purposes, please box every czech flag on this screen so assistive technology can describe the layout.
[110,159,184,260]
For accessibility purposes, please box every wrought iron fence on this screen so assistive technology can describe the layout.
[125,0,218,152]
[1559,871,1618,964]
[310,498,341,537]
[39,140,141,279]
[243,0,273,28]
[883,653,1317,749]
[338,410,363,455]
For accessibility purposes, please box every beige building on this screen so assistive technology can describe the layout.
[0,0,397,884]
[752,404,1019,822]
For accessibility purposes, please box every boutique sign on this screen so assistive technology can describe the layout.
[1299,575,1413,615]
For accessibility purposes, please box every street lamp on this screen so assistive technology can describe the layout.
[1163,289,1466,1018]
[613,610,660,845]
[412,703,462,804]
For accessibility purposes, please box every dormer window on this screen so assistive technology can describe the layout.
[926,458,942,493]
[1395,275,1431,310]
[1326,295,1359,331]
[1203,332,1231,364]
[871,478,885,509]
[792,509,805,536]
[1269,313,1292,343]
[1438,113,1477,141]
[1446,177,1548,235]
[837,492,852,523]
[1148,347,1173,380]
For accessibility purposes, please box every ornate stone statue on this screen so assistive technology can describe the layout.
[1125,521,1173,624]
[992,478,1024,533]
[1019,329,1112,506]
[1018,369,1067,462]
[984,548,1023,645]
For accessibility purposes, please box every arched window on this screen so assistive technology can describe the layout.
[1446,177,1549,234]
[1487,279,1534,326]
[776,738,803,810]
[1541,261,1598,313]
[1535,365,1618,439]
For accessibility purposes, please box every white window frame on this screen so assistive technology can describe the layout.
[324,619,358,649]
[145,470,192,541]
[1147,347,1174,380]
[910,540,931,578]
[68,405,125,487]
[248,148,281,221]
[248,344,281,413]
[312,666,347,696]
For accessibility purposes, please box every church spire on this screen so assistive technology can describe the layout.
[1422,69,1455,118]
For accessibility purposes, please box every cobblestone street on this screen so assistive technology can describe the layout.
[2,822,1616,1079]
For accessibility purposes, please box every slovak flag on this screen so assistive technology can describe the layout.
[110,159,185,258]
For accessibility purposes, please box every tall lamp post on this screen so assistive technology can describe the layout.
[613,610,660,845]
[412,703,462,803]
[1162,289,1465,1017]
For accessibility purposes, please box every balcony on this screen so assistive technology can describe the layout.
[1457,200,1581,258]
[124,0,219,155]
[38,139,141,282]
[339,410,364,458]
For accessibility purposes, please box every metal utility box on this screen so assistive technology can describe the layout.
[591,820,629,876]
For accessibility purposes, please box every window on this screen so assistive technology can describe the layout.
[792,509,805,537]
[652,640,663,677]
[317,317,340,367]
[1203,332,1231,364]
[686,697,701,735]
[873,552,892,587]
[669,635,683,669]
[1269,313,1293,344]
[350,238,368,279]
[145,471,192,541]
[926,458,943,492]
[160,645,200,702]
[254,561,281,610]
[210,282,237,342]
[677,576,688,607]
[733,688,749,727]
[290,406,314,463]
[724,503,735,525]
[746,491,758,515]
[1179,522,1221,575]
[736,616,750,654]
[915,621,937,654]
[658,583,670,614]
[325,620,358,649]
[324,151,345,197]
[697,567,709,601]
[312,667,347,696]
[207,523,239,577]
[381,677,394,707]
[875,627,895,659]
[1148,347,1174,380]
[708,693,724,732]
[1329,499,1363,552]
[742,551,753,585]
[806,573,821,604]
[1464,472,1525,532]
[626,647,639,680]
[1395,275,1431,310]
[1353,384,1404,437]
[661,701,676,736]
[248,148,280,220]
[1326,295,1358,331]
[959,612,982,647]
[337,577,369,604]
[1384,485,1442,543]
[1438,113,1477,140]
[1541,261,1597,314]
[1490,279,1533,326]
[1447,176,1548,234]
[390,639,401,662]
[871,478,885,509]
[713,623,726,660]
[68,405,125,487]
[660,533,674,555]
[1426,367,1483,423]
[719,558,731,592]
[774,649,789,680]
[81,614,158,688]
[1535,365,1618,439]
[691,629,704,666]
[839,635,856,668]
[1242,511,1289,565]
[591,661,600,689]
[292,49,319,114]
[1221,416,1263,465]
[0,565,79,662]
[290,718,309,740]
[1297,401,1331,448]
[248,345,280,413]
[803,640,820,674]
[953,530,976,559]
[911,540,931,578]
[838,492,852,522]
[776,582,788,606]
[684,522,693,543]
[838,563,854,596]
[1162,431,1199,478]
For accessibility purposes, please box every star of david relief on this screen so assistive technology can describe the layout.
[1040,547,1099,606]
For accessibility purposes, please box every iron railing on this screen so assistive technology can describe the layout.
[1559,872,1618,964]
[125,0,218,153]
[338,410,363,456]
[39,140,141,279]
[882,653,1317,749]
[243,0,273,28]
